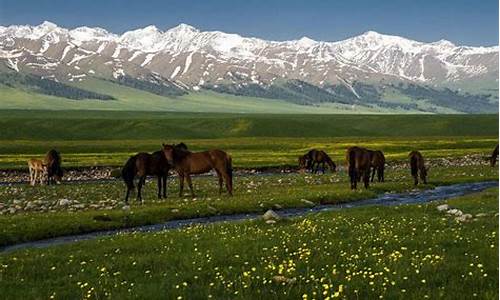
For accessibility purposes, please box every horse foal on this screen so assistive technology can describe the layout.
[28,159,47,186]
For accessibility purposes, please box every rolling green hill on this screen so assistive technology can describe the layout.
[0,78,398,114]
[0,110,496,141]
[3,76,497,114]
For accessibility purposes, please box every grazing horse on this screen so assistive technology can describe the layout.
[309,149,336,174]
[346,146,371,189]
[27,159,47,186]
[409,151,428,185]
[490,145,499,167]
[162,144,233,197]
[298,155,309,172]
[122,143,187,204]
[44,149,63,185]
[368,150,385,182]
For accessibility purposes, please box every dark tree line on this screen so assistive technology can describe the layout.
[0,73,115,100]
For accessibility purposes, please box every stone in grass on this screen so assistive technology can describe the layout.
[265,220,277,225]
[263,209,281,221]
[58,199,71,206]
[455,214,473,222]
[446,208,463,216]
[301,199,315,206]
[171,208,180,213]
[273,204,283,210]
[475,213,488,218]
[436,204,449,212]
[122,205,131,211]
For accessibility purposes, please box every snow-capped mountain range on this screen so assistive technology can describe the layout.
[0,21,498,110]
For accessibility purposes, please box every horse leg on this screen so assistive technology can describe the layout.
[215,170,223,195]
[163,175,167,198]
[137,175,145,203]
[178,174,184,197]
[29,167,33,186]
[157,176,162,199]
[420,171,427,184]
[322,162,326,174]
[363,169,370,189]
[125,187,131,204]
[186,175,195,198]
[220,168,232,196]
[35,169,40,186]
[351,169,357,190]
[370,167,376,182]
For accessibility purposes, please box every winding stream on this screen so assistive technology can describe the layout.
[1,180,497,253]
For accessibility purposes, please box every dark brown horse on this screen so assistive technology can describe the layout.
[346,146,371,189]
[490,145,499,167]
[368,150,385,182]
[122,143,187,203]
[409,151,427,185]
[162,144,233,197]
[298,155,309,172]
[299,149,336,174]
[44,149,63,185]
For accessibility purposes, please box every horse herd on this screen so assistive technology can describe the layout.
[26,144,499,204]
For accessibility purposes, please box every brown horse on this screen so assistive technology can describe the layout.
[346,146,371,189]
[368,150,385,182]
[162,144,233,197]
[122,143,187,203]
[307,149,336,174]
[490,145,499,167]
[44,149,63,185]
[409,151,428,185]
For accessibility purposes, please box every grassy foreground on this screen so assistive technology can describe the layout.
[0,187,497,299]
[0,164,497,247]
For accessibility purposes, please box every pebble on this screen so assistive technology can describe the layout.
[263,209,281,221]
[436,204,449,211]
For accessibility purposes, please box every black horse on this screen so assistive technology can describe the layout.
[122,143,187,203]
[45,149,63,185]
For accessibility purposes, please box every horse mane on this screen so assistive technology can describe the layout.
[172,145,191,162]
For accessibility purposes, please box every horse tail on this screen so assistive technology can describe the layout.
[348,149,357,181]
[122,155,137,190]
[409,154,418,176]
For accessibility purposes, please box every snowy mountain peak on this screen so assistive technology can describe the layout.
[39,21,58,30]
[296,36,317,47]
[70,26,116,44]
[0,21,497,95]
[167,23,199,34]
[431,39,456,47]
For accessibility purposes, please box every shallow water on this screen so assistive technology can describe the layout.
[1,180,497,253]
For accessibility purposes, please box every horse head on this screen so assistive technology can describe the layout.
[162,144,176,164]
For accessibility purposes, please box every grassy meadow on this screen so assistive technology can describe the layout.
[0,111,497,169]
[0,111,497,299]
[0,187,497,299]
[0,163,497,247]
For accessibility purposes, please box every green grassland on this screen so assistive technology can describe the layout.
[0,110,497,299]
[0,186,497,299]
[0,111,496,168]
[0,164,497,247]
